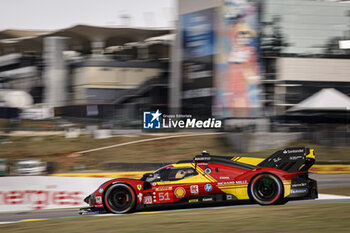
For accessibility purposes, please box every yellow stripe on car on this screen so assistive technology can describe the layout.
[193,164,217,183]
[217,184,249,199]
[283,180,292,197]
[20,219,48,222]
[232,157,264,166]
[306,149,316,159]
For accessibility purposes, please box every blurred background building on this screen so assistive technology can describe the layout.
[171,0,350,148]
[0,0,349,143]
[0,25,171,121]
[173,0,350,118]
[261,0,350,115]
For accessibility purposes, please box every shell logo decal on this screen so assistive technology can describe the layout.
[174,187,186,198]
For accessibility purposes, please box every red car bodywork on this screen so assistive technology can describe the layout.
[81,147,317,214]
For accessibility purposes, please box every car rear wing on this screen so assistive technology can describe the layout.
[257,147,315,173]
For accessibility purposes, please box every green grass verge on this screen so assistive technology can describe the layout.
[319,187,350,196]
[1,203,350,233]
[0,119,60,130]
[0,134,233,171]
[0,134,349,172]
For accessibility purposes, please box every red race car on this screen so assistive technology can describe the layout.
[80,147,317,214]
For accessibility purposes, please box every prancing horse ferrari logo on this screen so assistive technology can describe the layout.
[137,185,142,190]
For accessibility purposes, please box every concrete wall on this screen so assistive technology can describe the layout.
[43,37,68,107]
[73,66,162,104]
[277,57,350,82]
[74,66,161,88]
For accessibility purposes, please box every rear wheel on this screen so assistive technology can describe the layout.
[104,183,136,214]
[249,174,284,205]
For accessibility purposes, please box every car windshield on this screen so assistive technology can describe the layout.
[147,167,198,182]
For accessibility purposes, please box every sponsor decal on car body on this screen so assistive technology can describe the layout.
[190,185,199,195]
[204,184,212,192]
[95,196,102,204]
[144,196,152,204]
[155,186,173,191]
[174,187,186,198]
[138,193,143,202]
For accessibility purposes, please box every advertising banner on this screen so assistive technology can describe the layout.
[181,8,216,118]
[213,0,262,118]
[182,8,215,59]
[0,176,109,212]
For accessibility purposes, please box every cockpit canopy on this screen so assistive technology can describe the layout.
[142,166,198,183]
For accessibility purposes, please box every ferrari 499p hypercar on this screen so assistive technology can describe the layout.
[80,147,317,214]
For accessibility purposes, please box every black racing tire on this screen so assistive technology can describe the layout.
[249,173,284,205]
[104,183,136,214]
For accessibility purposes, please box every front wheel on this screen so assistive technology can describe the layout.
[249,174,284,205]
[104,183,136,214]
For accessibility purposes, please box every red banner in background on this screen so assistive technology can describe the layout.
[0,176,108,212]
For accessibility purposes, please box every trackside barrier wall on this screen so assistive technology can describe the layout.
[1,165,349,213]
[0,176,109,212]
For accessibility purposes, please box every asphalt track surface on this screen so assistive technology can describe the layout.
[1,173,350,223]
